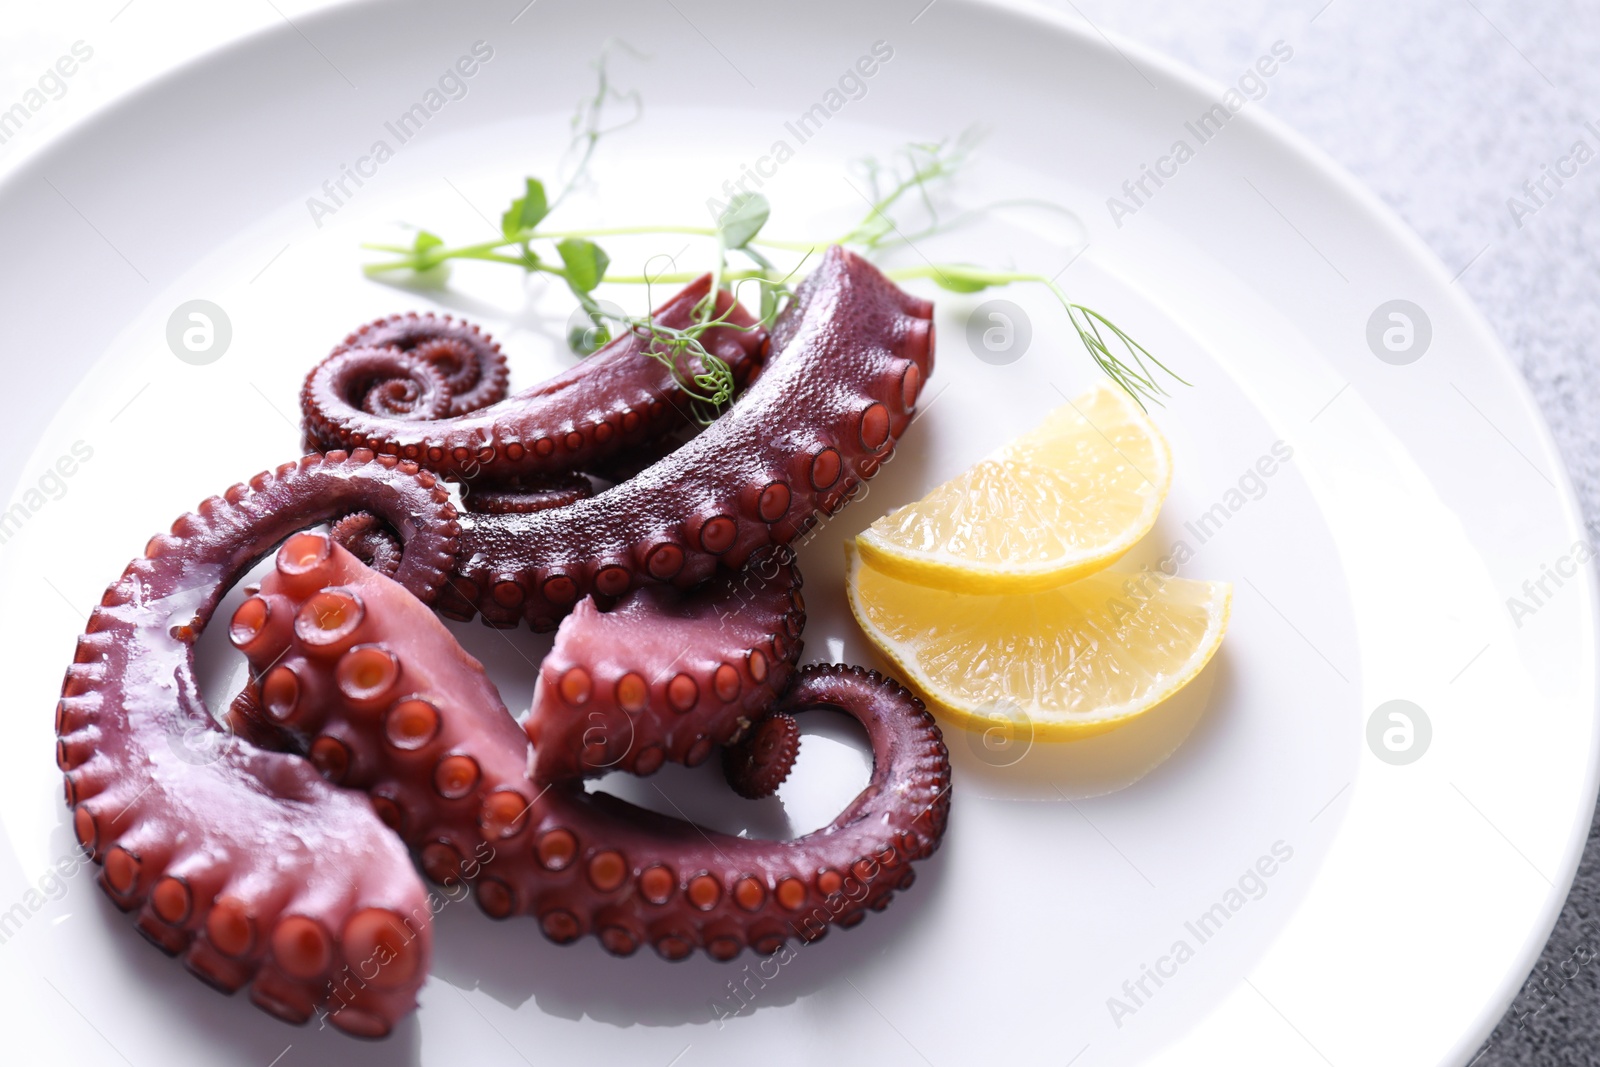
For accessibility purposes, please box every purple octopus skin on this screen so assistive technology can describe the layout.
[300,277,767,484]
[722,711,803,800]
[436,245,935,630]
[231,537,951,961]
[52,246,949,1041]
[328,469,596,581]
[523,546,806,785]
[459,469,593,516]
[520,663,950,959]
[330,311,511,418]
[54,451,464,1038]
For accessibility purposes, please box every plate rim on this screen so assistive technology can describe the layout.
[973,2,1600,1057]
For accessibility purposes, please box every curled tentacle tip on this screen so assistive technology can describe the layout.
[330,511,403,579]
[335,314,509,418]
[722,712,800,799]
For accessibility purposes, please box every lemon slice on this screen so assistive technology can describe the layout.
[856,382,1172,593]
[845,545,1230,740]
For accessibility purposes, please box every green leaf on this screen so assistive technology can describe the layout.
[568,320,613,356]
[718,192,769,250]
[501,178,550,240]
[412,229,443,254]
[556,237,610,293]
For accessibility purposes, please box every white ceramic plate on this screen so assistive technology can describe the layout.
[0,2,1591,1064]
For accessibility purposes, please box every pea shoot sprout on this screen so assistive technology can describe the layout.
[361,50,1185,414]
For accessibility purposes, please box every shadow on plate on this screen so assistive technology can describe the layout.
[942,648,1234,801]
[425,702,950,1027]
[425,840,950,1030]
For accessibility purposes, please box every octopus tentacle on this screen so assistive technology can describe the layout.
[56,451,460,1036]
[224,681,284,751]
[722,713,801,800]
[438,246,935,629]
[461,471,593,516]
[334,312,510,417]
[524,546,805,783]
[305,349,454,459]
[301,277,767,484]
[329,511,403,579]
[229,536,532,875]
[231,541,950,961]
[514,664,950,959]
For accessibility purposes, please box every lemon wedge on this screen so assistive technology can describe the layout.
[856,382,1172,593]
[845,544,1230,740]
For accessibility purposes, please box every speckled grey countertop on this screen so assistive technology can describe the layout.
[1052,1,1600,1061]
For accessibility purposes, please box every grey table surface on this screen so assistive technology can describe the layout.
[0,0,1595,1062]
[1053,1,1600,1062]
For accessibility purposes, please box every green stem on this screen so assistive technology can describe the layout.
[886,264,1045,288]
[885,264,1187,409]
[363,236,511,259]
[601,268,769,285]
[362,226,820,273]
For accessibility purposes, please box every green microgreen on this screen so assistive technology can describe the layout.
[361,51,1182,410]
[501,178,549,242]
